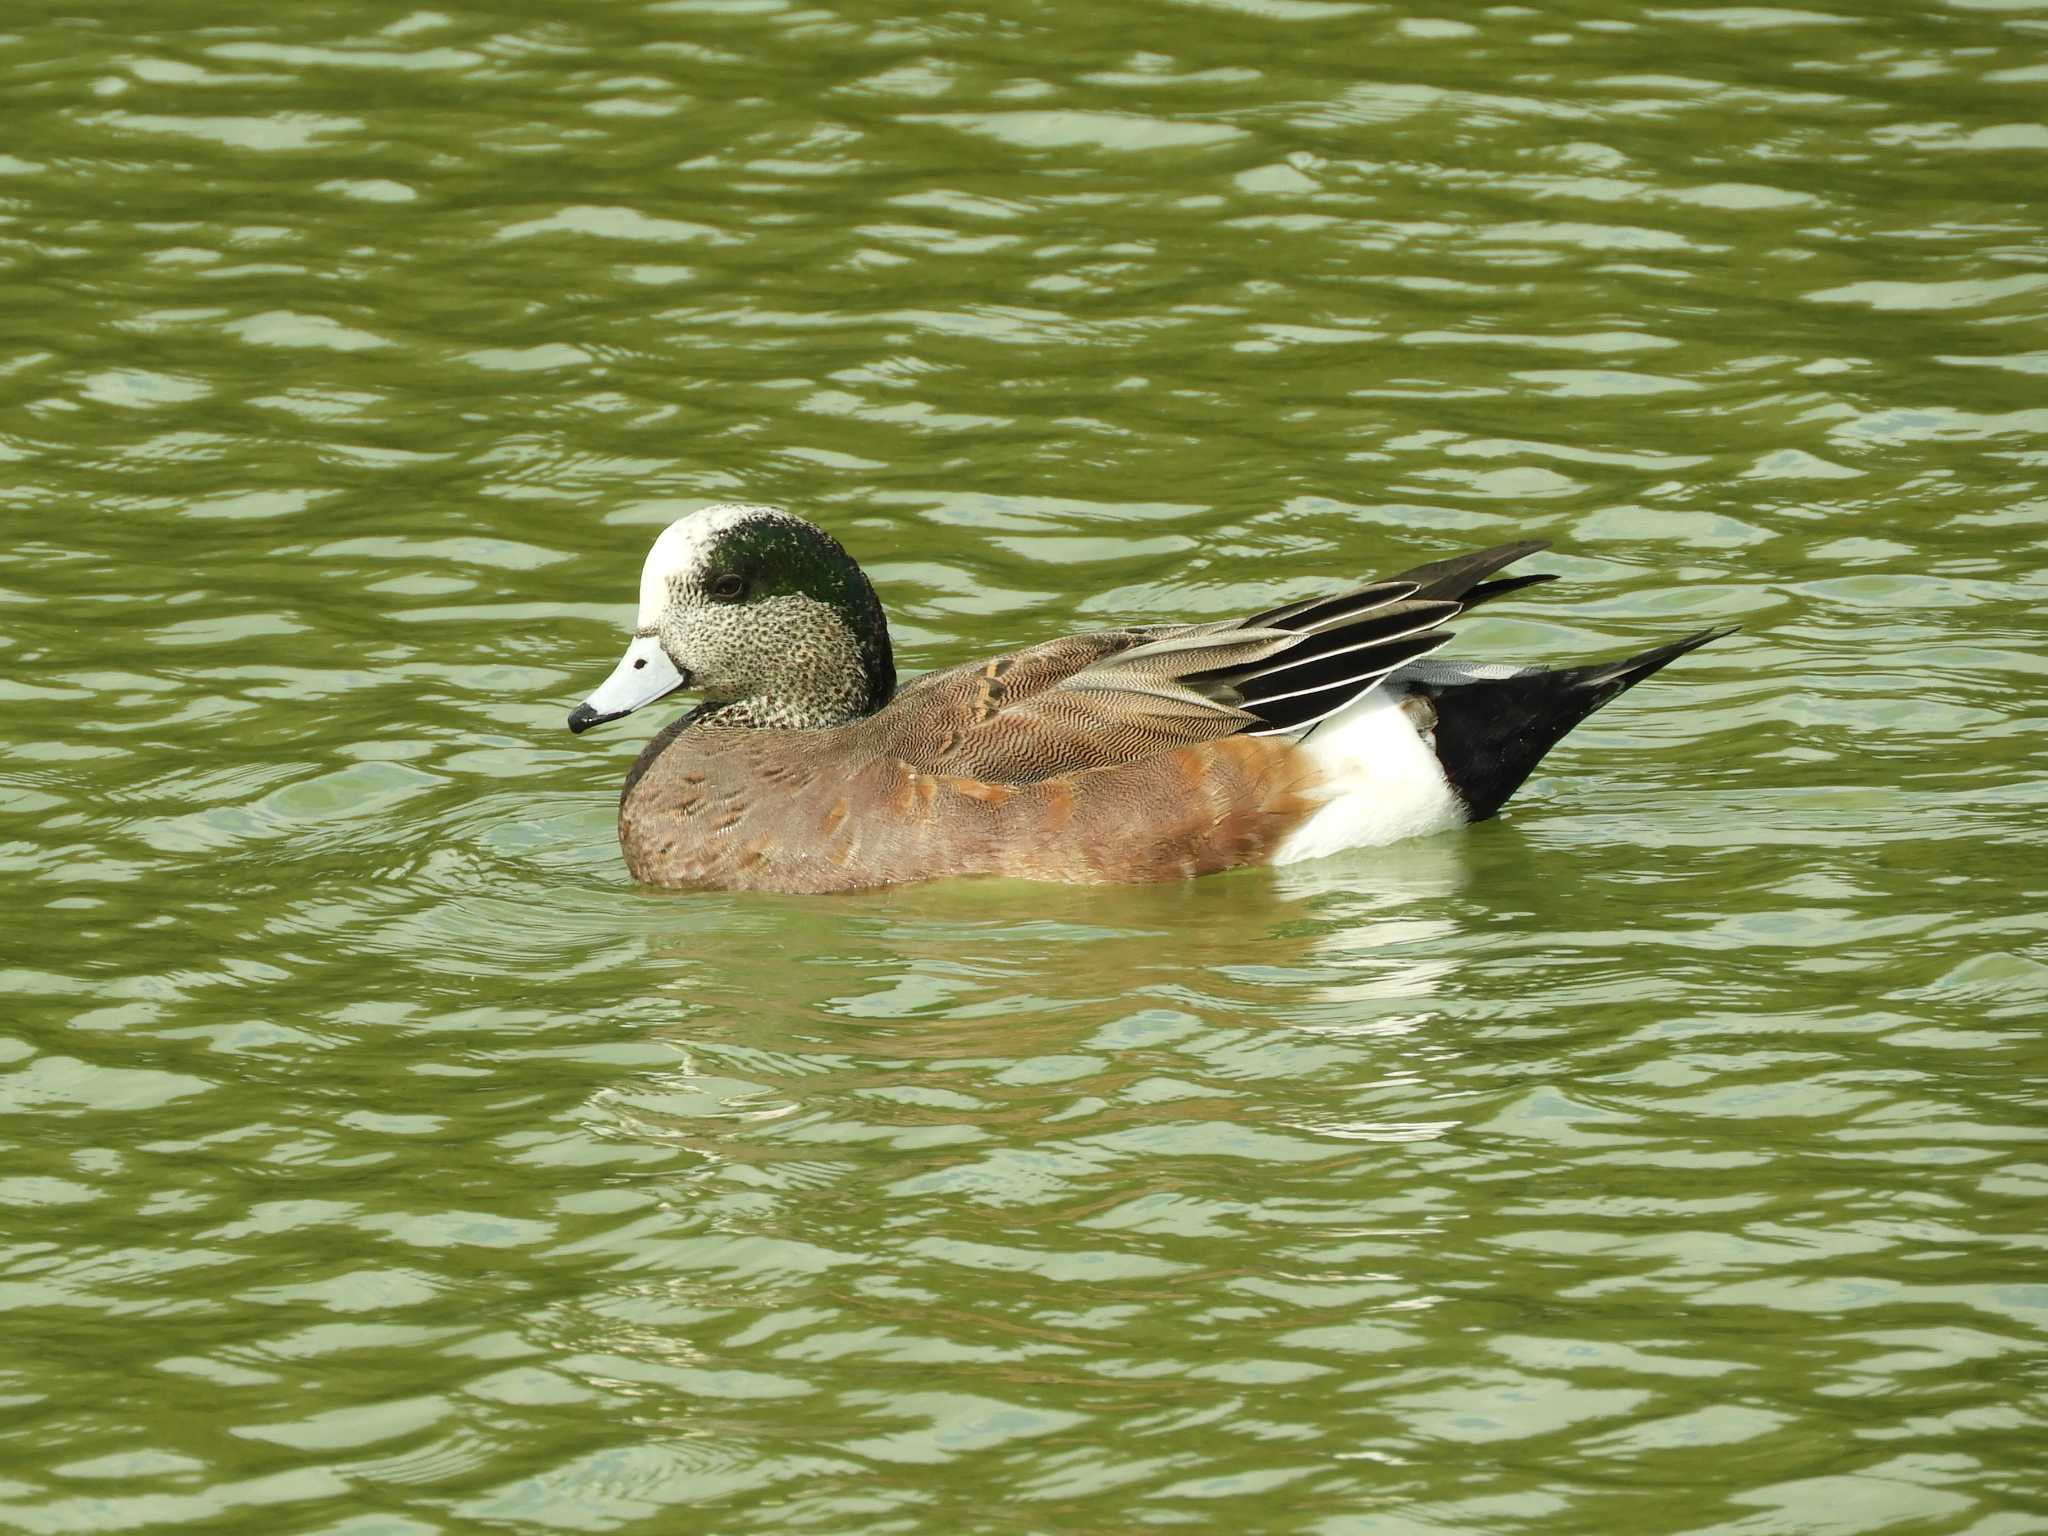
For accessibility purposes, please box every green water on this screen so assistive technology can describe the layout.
[5,2,2047,1531]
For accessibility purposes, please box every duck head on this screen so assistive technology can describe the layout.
[568,504,895,733]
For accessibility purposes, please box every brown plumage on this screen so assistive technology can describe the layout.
[618,716,1324,892]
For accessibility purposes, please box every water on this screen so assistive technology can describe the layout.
[4,2,2047,1531]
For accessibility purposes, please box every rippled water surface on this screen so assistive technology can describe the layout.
[5,2,2047,1531]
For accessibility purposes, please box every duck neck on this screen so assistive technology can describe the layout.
[706,690,870,731]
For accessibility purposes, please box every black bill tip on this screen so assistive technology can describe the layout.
[567,702,613,735]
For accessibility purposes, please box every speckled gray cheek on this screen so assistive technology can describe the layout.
[655,593,738,691]
[661,592,871,729]
[652,577,706,674]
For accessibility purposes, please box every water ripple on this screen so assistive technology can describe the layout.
[2,2,2045,1531]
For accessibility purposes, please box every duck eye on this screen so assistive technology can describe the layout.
[710,573,745,601]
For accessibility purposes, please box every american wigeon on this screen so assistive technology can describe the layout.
[568,504,1732,892]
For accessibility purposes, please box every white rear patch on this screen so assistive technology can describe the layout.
[1271,689,1466,865]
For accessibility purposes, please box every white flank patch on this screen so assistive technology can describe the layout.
[1271,689,1466,865]
[636,503,787,625]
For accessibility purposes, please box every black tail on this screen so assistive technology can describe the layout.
[1405,626,1737,821]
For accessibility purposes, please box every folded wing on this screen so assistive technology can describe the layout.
[882,542,1552,782]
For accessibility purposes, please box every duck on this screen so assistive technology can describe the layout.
[566,503,1732,893]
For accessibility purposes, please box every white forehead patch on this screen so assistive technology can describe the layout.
[634,502,789,626]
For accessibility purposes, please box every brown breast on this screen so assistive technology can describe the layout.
[618,720,1326,893]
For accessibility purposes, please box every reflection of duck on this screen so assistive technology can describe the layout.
[568,504,1731,893]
